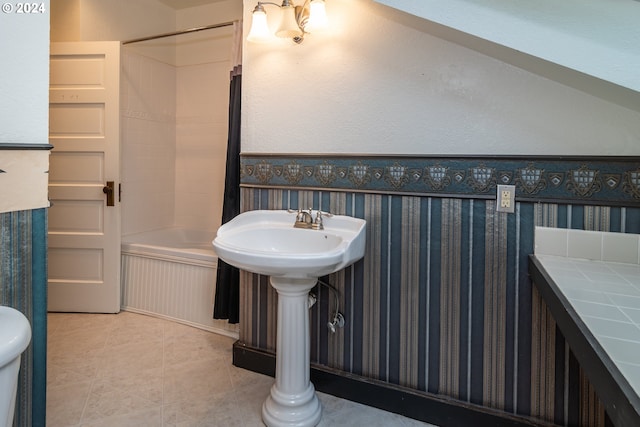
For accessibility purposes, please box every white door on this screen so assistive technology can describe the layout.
[48,42,121,313]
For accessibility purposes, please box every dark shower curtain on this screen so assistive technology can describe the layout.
[213,63,241,324]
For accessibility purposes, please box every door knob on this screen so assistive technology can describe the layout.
[103,181,115,206]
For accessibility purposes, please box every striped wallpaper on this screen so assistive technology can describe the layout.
[237,155,640,426]
[0,208,47,427]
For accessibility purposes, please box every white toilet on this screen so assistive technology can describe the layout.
[0,306,31,427]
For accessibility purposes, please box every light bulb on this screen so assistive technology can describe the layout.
[305,0,328,33]
[276,4,303,38]
[247,7,273,43]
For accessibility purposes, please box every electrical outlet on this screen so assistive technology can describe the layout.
[496,184,516,213]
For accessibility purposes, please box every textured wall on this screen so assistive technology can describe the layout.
[0,1,50,145]
[375,0,640,93]
[241,0,640,156]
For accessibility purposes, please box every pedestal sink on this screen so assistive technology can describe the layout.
[213,209,366,427]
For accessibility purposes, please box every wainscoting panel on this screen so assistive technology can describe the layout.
[237,155,640,426]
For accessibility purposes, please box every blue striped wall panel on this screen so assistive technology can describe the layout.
[0,208,47,427]
[238,155,640,426]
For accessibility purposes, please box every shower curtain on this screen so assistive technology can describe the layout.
[214,21,242,324]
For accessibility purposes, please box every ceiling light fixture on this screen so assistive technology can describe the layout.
[247,0,328,44]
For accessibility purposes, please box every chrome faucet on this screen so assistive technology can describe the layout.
[289,208,330,230]
[295,209,314,228]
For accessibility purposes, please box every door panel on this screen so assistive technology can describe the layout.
[49,152,105,183]
[48,249,104,281]
[49,104,105,135]
[50,55,106,85]
[48,42,121,313]
[47,199,104,233]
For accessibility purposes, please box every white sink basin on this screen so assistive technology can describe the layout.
[213,209,366,279]
[214,209,366,426]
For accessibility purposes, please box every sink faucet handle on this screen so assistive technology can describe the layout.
[313,210,327,230]
[287,208,304,222]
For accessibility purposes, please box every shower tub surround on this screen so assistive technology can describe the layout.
[234,154,640,427]
[531,227,640,427]
[120,47,230,237]
[121,227,238,338]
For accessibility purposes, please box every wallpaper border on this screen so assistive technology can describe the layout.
[240,154,640,206]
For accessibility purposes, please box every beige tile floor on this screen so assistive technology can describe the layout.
[47,311,434,427]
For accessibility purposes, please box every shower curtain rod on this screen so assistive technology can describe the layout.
[122,20,236,45]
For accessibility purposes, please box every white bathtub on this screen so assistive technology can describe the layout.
[120,228,239,338]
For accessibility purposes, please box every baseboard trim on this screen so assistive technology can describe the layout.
[232,342,549,427]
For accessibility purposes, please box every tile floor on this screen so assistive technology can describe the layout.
[47,311,435,426]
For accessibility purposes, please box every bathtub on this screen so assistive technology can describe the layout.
[120,228,239,338]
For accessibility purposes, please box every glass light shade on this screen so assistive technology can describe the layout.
[275,5,303,38]
[305,0,328,32]
[247,9,273,43]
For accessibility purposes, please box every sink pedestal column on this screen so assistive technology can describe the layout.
[262,277,321,427]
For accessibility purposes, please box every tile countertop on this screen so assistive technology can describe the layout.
[530,227,640,427]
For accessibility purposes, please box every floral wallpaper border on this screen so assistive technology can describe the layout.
[240,155,640,206]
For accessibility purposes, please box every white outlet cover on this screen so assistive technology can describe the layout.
[496,184,516,213]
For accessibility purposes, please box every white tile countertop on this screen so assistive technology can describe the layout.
[534,255,640,389]
[531,227,640,426]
